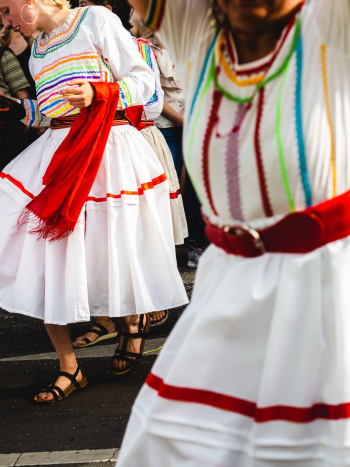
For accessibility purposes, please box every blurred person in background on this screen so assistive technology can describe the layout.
[74,0,187,342]
[0,43,31,168]
[0,18,37,98]
[145,30,206,268]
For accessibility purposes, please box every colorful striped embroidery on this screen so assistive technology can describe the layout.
[118,80,135,109]
[33,8,89,58]
[34,52,109,119]
[134,38,158,106]
[217,31,265,88]
[22,98,50,126]
[295,34,312,207]
[321,44,336,198]
[144,0,166,31]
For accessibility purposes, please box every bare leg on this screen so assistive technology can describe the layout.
[112,314,147,371]
[38,324,82,402]
[74,316,116,346]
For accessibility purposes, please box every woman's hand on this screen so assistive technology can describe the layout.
[60,79,96,109]
[0,90,17,102]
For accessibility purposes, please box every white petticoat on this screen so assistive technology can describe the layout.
[141,126,188,245]
[118,236,350,466]
[0,125,188,324]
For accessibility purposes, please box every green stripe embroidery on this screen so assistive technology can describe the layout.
[276,61,295,212]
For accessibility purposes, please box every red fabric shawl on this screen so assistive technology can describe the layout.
[19,82,121,242]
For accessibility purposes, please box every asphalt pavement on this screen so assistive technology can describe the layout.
[0,247,195,466]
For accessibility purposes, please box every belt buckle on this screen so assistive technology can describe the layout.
[223,223,266,256]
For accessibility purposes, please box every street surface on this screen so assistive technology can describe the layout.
[0,247,195,467]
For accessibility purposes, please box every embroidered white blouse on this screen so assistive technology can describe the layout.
[21,6,154,126]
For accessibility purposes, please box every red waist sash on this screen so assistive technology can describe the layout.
[204,189,350,257]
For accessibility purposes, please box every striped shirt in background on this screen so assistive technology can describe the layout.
[0,49,30,96]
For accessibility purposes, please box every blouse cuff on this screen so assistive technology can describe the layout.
[21,99,51,127]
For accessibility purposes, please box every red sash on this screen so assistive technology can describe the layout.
[19,82,121,242]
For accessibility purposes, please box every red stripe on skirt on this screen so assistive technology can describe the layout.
[146,373,350,423]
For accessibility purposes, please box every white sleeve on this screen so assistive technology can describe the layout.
[144,0,213,69]
[95,8,155,109]
[309,0,350,54]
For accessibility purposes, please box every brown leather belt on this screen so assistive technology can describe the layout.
[204,189,350,257]
[50,111,130,130]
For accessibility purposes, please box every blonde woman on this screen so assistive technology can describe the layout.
[0,0,188,402]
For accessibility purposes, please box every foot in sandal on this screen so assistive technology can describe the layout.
[112,314,150,376]
[73,317,118,348]
[34,365,87,403]
[150,310,168,327]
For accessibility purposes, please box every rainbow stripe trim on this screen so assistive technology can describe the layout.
[34,52,107,119]
[134,39,158,106]
[22,98,50,126]
[33,8,90,58]
[118,80,135,109]
[144,0,167,32]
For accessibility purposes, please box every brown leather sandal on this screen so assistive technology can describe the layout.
[34,366,88,404]
[111,314,150,376]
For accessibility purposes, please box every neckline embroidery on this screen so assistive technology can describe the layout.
[33,7,90,58]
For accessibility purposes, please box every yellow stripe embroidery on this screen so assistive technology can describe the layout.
[321,44,336,198]
[217,33,265,88]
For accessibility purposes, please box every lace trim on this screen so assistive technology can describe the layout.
[40,8,78,45]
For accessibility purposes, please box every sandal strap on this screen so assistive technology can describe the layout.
[120,330,149,339]
[56,366,82,389]
[89,323,109,337]
[40,386,64,402]
[114,349,142,359]
[82,337,91,344]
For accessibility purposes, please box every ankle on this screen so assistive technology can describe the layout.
[95,317,113,327]
[119,314,140,332]
[59,361,78,374]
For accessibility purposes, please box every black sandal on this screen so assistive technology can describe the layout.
[34,366,88,404]
[111,314,150,376]
[73,323,118,348]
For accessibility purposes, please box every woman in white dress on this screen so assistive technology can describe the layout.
[117,0,350,465]
[0,0,188,402]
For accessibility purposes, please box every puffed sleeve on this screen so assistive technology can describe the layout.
[309,0,350,54]
[95,7,155,109]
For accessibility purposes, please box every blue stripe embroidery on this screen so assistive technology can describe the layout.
[188,33,218,126]
[295,33,312,207]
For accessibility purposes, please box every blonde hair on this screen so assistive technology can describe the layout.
[41,0,71,10]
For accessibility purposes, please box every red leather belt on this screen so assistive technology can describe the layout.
[204,189,350,257]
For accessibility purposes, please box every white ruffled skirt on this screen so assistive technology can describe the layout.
[118,236,350,466]
[0,125,188,324]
